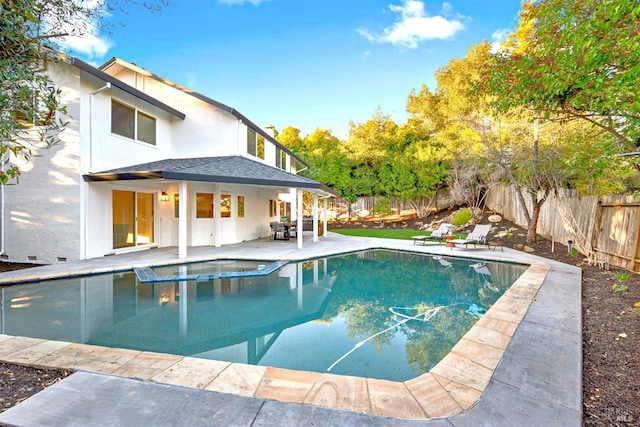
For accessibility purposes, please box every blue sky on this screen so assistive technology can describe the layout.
[62,0,524,139]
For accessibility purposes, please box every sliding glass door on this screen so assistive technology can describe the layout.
[112,190,155,249]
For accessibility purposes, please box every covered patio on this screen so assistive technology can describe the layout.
[84,155,337,259]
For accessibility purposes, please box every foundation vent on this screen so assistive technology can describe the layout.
[0,254,8,260]
[27,256,37,261]
[57,257,67,263]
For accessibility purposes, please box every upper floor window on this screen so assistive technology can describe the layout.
[111,100,156,145]
[280,149,287,170]
[247,127,264,160]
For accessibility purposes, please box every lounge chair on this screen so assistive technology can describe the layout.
[449,224,491,250]
[412,223,452,245]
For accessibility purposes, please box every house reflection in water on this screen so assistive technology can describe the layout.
[0,258,335,366]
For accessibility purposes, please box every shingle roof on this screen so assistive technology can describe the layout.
[83,156,338,196]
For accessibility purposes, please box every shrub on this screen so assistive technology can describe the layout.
[615,272,629,282]
[372,198,391,216]
[452,208,473,226]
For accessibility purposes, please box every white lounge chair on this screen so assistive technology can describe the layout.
[449,224,491,250]
[412,223,452,245]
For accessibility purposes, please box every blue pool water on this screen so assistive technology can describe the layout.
[0,250,527,381]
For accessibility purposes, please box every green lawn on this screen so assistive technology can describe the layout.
[331,228,466,240]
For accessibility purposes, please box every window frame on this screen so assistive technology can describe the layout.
[220,194,231,218]
[111,99,157,145]
[195,193,214,219]
[237,195,245,218]
[246,127,265,160]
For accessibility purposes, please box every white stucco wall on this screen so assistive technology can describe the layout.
[2,57,307,264]
[3,61,82,264]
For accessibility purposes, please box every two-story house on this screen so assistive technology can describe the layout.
[2,54,335,265]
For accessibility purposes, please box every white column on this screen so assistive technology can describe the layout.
[323,196,328,238]
[312,191,319,243]
[297,189,303,249]
[290,188,297,221]
[178,181,188,259]
[213,184,221,247]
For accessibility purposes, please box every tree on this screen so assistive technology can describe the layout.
[408,42,573,242]
[0,0,167,184]
[486,0,640,152]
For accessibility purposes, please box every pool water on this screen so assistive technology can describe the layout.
[0,250,527,382]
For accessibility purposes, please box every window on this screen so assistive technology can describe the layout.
[247,127,264,160]
[173,194,179,219]
[111,100,156,145]
[221,194,231,218]
[269,199,278,217]
[280,150,287,170]
[237,196,245,218]
[137,111,156,144]
[196,193,213,218]
[247,128,256,156]
[257,134,265,159]
[111,100,135,139]
[276,148,281,168]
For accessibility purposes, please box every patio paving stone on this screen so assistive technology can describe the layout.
[35,343,140,374]
[255,366,321,403]
[304,373,370,413]
[204,362,266,397]
[150,357,230,389]
[111,351,183,380]
[367,377,426,418]
[3,340,70,365]
[404,373,462,418]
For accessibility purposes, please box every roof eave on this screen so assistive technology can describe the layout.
[71,57,186,120]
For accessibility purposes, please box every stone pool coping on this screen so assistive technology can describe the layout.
[0,234,579,423]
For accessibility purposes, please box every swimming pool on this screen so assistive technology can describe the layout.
[0,250,527,382]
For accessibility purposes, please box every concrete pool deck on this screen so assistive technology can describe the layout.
[0,232,582,426]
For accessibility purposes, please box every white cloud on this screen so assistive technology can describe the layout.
[219,0,266,5]
[46,1,113,60]
[490,28,511,53]
[359,1,466,49]
[58,33,113,59]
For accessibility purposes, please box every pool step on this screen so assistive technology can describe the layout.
[133,260,289,284]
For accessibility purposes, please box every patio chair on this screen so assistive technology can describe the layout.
[270,222,288,240]
[449,224,492,250]
[412,223,452,245]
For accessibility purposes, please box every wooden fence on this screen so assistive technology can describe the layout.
[326,190,454,219]
[486,185,640,272]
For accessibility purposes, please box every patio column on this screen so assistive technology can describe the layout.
[178,181,188,259]
[213,184,221,248]
[290,188,297,221]
[323,196,328,238]
[297,188,303,249]
[313,191,319,242]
